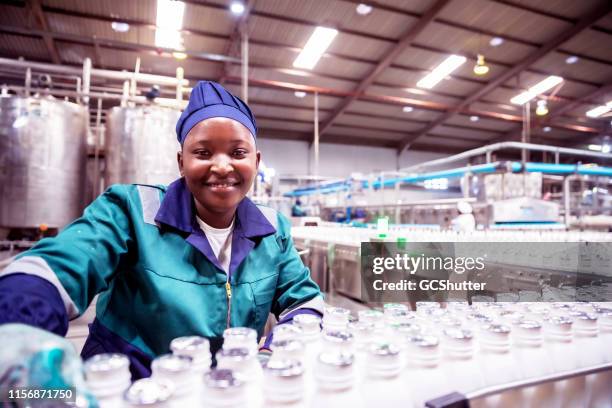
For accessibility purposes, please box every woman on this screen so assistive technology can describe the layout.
[0,81,323,378]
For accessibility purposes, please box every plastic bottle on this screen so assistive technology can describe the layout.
[322,307,350,332]
[292,314,322,401]
[361,341,404,408]
[440,328,485,394]
[216,346,263,407]
[401,335,447,408]
[262,359,306,408]
[201,369,248,408]
[310,352,363,408]
[477,322,520,386]
[84,353,131,408]
[357,309,384,330]
[151,354,199,407]
[569,311,602,367]
[507,319,555,408]
[124,378,174,408]
[321,330,355,353]
[585,307,612,407]
[474,323,521,407]
[222,327,259,356]
[543,315,585,408]
[270,338,305,363]
[169,336,211,378]
[272,324,302,342]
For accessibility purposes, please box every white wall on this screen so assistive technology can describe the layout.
[257,139,453,178]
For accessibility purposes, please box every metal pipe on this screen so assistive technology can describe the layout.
[241,28,248,103]
[130,57,140,98]
[94,98,103,198]
[314,91,319,180]
[82,57,91,105]
[121,80,130,107]
[400,141,612,173]
[521,101,530,165]
[0,57,189,86]
[24,67,31,97]
[175,67,184,102]
[563,174,576,227]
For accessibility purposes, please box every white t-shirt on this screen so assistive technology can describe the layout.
[196,216,234,274]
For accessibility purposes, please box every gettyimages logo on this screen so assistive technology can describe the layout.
[360,241,612,303]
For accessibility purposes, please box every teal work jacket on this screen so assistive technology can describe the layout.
[6,178,323,376]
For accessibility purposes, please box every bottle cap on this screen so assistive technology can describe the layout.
[358,309,384,326]
[543,316,573,342]
[366,341,402,378]
[124,378,174,407]
[202,369,247,407]
[272,324,301,341]
[151,354,192,376]
[85,353,131,385]
[442,328,474,359]
[569,311,598,336]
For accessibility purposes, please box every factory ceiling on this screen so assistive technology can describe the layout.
[1,0,612,155]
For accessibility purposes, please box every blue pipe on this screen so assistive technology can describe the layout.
[284,162,612,197]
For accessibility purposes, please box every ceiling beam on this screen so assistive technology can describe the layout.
[25,0,60,64]
[7,2,608,90]
[0,24,238,64]
[546,82,612,121]
[12,1,608,87]
[491,82,612,144]
[224,76,599,134]
[396,2,612,153]
[317,0,450,138]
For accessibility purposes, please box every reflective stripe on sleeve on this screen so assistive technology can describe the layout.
[0,255,80,319]
[278,295,325,321]
[137,185,161,226]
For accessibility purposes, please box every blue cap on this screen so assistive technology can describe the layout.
[176,81,257,144]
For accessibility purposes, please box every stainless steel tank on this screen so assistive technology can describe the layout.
[0,95,87,229]
[105,106,181,186]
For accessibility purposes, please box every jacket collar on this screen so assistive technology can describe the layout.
[154,177,276,259]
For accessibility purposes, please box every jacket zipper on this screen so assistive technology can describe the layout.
[225,278,232,328]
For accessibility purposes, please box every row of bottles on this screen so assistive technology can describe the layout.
[84,301,612,407]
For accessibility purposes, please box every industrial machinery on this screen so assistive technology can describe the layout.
[0,95,87,232]
[105,106,181,186]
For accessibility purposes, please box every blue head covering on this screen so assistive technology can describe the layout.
[176,81,257,144]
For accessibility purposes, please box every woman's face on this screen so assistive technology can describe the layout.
[178,117,260,227]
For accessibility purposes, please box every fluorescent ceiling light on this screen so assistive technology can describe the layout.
[470,115,479,122]
[588,144,602,151]
[417,55,466,89]
[489,37,503,47]
[356,3,373,15]
[155,0,185,49]
[565,55,579,65]
[294,91,306,98]
[230,2,245,15]
[402,106,413,113]
[586,101,612,118]
[172,51,187,60]
[293,26,338,70]
[111,21,130,32]
[510,76,563,105]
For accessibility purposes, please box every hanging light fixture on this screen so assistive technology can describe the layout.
[473,54,489,76]
[535,99,549,116]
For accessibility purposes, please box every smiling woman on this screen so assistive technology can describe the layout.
[0,80,324,379]
[179,117,260,229]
